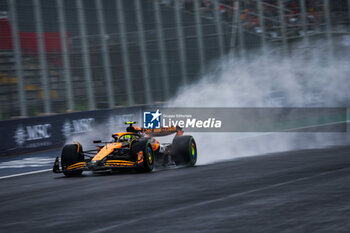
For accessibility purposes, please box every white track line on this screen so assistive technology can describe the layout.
[0,169,51,180]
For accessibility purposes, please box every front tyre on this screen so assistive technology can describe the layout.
[61,143,84,177]
[131,140,154,172]
[171,136,197,167]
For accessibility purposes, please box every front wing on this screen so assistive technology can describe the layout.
[53,157,138,173]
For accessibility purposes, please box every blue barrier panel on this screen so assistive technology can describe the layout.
[0,106,147,157]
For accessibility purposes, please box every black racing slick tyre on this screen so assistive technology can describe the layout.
[131,140,154,173]
[61,143,84,177]
[171,136,197,167]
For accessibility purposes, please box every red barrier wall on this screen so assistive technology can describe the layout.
[0,17,70,54]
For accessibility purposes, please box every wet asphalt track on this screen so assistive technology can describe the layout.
[1,146,350,233]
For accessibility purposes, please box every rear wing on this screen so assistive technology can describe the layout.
[142,126,183,137]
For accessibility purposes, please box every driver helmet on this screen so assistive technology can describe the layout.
[121,134,134,143]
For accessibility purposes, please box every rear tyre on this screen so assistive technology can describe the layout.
[131,140,154,172]
[171,136,197,167]
[61,143,84,176]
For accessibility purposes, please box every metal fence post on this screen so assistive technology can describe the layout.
[77,0,96,109]
[299,0,309,48]
[96,0,115,108]
[174,0,188,86]
[8,0,27,117]
[154,0,170,100]
[56,0,74,111]
[237,1,246,59]
[348,0,350,32]
[194,0,205,74]
[324,0,334,59]
[257,0,267,56]
[116,0,134,105]
[230,1,239,50]
[135,0,152,104]
[213,0,224,58]
[279,0,288,56]
[33,0,51,113]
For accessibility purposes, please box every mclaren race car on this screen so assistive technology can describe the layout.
[53,122,197,176]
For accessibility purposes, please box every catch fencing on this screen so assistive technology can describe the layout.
[0,0,349,120]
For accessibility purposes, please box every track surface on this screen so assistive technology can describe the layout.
[1,146,350,233]
[0,149,59,177]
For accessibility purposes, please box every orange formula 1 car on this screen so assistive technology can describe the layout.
[53,122,197,177]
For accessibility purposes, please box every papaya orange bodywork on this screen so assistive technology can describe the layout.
[105,160,135,167]
[92,132,161,162]
[66,162,85,170]
[151,138,160,151]
[137,151,144,164]
[74,141,81,152]
[92,143,122,161]
[151,143,159,151]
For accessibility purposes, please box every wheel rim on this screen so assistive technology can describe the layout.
[147,146,153,164]
[191,142,197,163]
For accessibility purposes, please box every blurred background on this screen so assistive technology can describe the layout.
[0,0,349,120]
